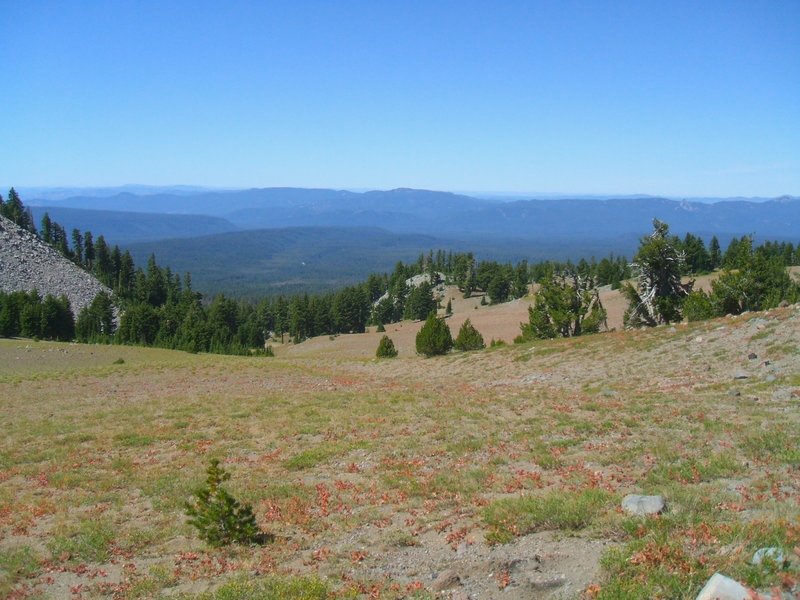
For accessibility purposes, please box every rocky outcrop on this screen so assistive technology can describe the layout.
[0,215,112,317]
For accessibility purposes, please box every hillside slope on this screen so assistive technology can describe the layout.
[0,304,797,598]
[0,215,111,316]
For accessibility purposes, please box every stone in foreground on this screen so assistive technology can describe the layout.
[621,494,666,516]
[752,547,786,566]
[695,573,760,600]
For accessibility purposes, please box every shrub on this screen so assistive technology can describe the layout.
[454,318,485,351]
[683,290,716,322]
[520,270,606,339]
[185,459,268,547]
[415,312,453,357]
[375,334,398,358]
[376,322,386,332]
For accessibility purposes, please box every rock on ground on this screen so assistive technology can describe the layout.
[621,494,666,516]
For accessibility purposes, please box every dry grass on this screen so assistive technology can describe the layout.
[1,302,798,599]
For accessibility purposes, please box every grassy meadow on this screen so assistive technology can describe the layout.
[1,305,798,599]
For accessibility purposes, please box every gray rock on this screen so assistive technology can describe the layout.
[748,352,758,360]
[525,574,566,590]
[733,371,749,380]
[728,390,742,397]
[752,547,786,566]
[621,494,666,516]
[695,573,760,600]
[765,374,776,383]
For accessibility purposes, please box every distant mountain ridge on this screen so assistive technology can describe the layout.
[29,206,238,245]
[24,187,800,242]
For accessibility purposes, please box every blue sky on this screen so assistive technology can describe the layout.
[1,1,798,196]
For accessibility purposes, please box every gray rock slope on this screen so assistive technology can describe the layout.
[0,216,112,317]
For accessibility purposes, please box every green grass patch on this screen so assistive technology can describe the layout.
[114,431,156,447]
[48,518,116,563]
[177,574,329,599]
[282,440,369,471]
[0,545,40,594]
[741,427,800,465]
[483,488,614,544]
[644,452,741,486]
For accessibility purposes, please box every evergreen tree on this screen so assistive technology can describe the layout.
[710,252,799,314]
[708,236,722,270]
[2,188,33,231]
[623,220,692,327]
[83,231,95,269]
[375,334,398,358]
[75,292,115,341]
[19,291,43,338]
[41,213,53,244]
[185,459,265,547]
[404,281,437,321]
[71,229,84,265]
[40,295,75,341]
[520,270,606,339]
[94,235,113,286]
[513,260,530,298]
[415,312,453,357]
[454,318,485,351]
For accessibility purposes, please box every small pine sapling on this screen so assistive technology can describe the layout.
[376,334,398,358]
[185,459,269,547]
[454,318,485,351]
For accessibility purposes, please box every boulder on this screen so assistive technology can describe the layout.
[695,573,760,600]
[621,494,666,516]
[752,547,786,566]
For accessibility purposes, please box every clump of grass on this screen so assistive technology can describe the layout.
[0,545,40,594]
[599,539,709,599]
[176,575,329,599]
[740,427,800,465]
[114,431,155,448]
[112,357,125,364]
[644,452,741,486]
[282,441,369,471]
[386,529,419,547]
[48,518,116,563]
[483,488,614,544]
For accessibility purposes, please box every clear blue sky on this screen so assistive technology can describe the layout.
[1,0,798,196]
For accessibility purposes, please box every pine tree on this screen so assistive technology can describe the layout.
[375,334,398,358]
[40,213,53,244]
[454,318,485,351]
[415,312,453,357]
[708,236,722,270]
[71,229,83,265]
[520,270,606,339]
[185,459,266,547]
[623,220,692,327]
